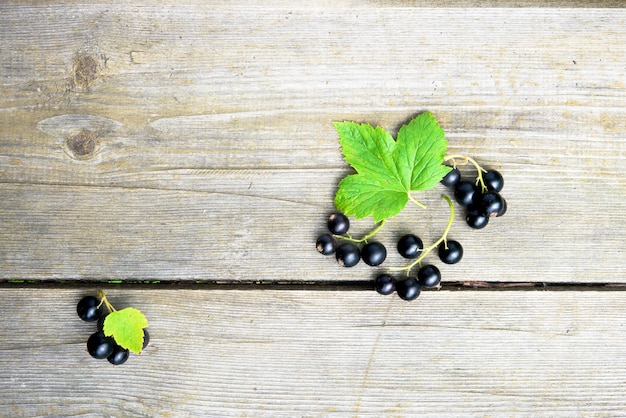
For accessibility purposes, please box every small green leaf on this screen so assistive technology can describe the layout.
[103,307,149,354]
[333,112,451,222]
[394,112,451,191]
[334,174,408,223]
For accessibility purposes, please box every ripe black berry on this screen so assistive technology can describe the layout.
[328,213,350,235]
[107,345,130,365]
[479,191,505,217]
[396,277,420,301]
[96,313,108,332]
[77,296,103,322]
[316,233,337,255]
[417,265,441,288]
[454,181,479,207]
[441,167,461,187]
[374,274,396,295]
[466,206,489,229]
[335,243,360,267]
[438,240,463,264]
[397,234,423,259]
[483,169,504,192]
[143,329,150,349]
[361,242,387,266]
[496,198,507,217]
[87,331,116,360]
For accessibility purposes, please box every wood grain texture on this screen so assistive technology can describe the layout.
[2,3,625,283]
[0,288,625,416]
[2,4,626,417]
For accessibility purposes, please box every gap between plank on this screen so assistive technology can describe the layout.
[1,280,625,291]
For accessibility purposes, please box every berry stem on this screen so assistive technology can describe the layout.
[408,193,427,209]
[444,154,488,192]
[96,290,117,313]
[335,220,386,244]
[389,195,455,276]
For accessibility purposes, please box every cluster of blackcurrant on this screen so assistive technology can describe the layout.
[316,214,387,268]
[316,162,507,302]
[316,212,460,300]
[76,295,149,365]
[442,163,507,229]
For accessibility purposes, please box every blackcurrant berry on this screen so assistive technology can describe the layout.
[77,296,103,322]
[397,234,423,259]
[335,243,360,267]
[328,213,349,235]
[316,233,337,255]
[479,191,505,217]
[483,169,504,192]
[441,167,461,187]
[454,181,479,207]
[438,240,463,264]
[97,313,108,332]
[396,277,420,301]
[361,242,387,266]
[143,329,150,349]
[107,345,130,365]
[417,264,441,288]
[87,331,116,360]
[496,198,507,217]
[374,274,396,295]
[466,206,489,229]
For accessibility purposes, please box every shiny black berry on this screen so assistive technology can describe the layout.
[335,243,360,267]
[483,169,504,192]
[438,240,463,264]
[374,274,396,295]
[396,277,420,301]
[361,242,387,266]
[142,329,150,349]
[96,313,108,332]
[441,167,461,187]
[397,234,423,259]
[479,191,505,217]
[328,213,350,235]
[87,331,116,360]
[417,265,441,288]
[107,345,130,365]
[316,233,337,255]
[454,181,479,207]
[496,198,508,217]
[466,206,489,229]
[77,296,103,322]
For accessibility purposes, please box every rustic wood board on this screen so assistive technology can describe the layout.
[1,3,625,283]
[1,288,625,416]
[1,3,626,417]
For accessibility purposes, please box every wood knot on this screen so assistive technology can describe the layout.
[72,54,100,90]
[65,130,98,160]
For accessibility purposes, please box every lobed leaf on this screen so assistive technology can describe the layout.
[334,173,408,223]
[333,112,451,222]
[394,111,451,191]
[103,307,149,354]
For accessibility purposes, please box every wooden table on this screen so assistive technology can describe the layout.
[1,2,625,416]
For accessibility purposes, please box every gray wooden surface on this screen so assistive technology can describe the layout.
[1,2,625,416]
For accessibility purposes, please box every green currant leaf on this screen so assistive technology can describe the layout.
[333,112,451,222]
[103,307,149,354]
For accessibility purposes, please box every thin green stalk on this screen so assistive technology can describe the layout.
[335,219,386,244]
[444,154,488,192]
[97,290,117,313]
[389,195,455,276]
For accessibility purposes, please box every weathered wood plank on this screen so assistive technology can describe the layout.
[1,4,626,283]
[1,288,625,416]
